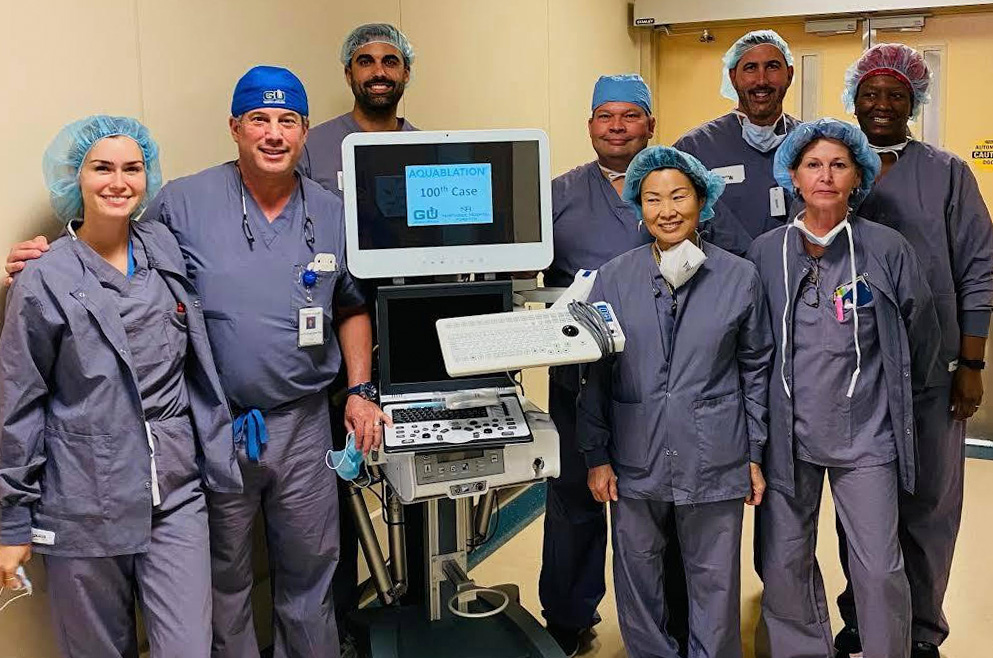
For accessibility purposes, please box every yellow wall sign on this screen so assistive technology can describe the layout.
[971,139,993,171]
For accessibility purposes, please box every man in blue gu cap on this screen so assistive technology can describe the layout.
[5,65,388,658]
[188,65,386,658]
[676,30,800,256]
[540,73,689,658]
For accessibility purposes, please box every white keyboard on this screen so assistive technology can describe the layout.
[436,302,625,377]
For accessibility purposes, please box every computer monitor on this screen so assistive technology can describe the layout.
[341,129,552,279]
[376,281,514,397]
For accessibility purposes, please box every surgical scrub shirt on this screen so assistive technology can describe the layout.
[75,233,190,421]
[790,233,895,467]
[144,162,366,412]
[675,113,800,251]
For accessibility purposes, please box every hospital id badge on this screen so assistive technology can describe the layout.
[769,186,787,217]
[298,307,324,347]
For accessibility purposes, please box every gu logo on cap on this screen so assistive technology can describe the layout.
[263,89,286,105]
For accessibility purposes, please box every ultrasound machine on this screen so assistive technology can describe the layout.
[339,129,624,658]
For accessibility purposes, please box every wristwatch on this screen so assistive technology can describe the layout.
[957,357,986,371]
[346,381,379,401]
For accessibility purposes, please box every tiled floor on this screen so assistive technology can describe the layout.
[471,458,993,657]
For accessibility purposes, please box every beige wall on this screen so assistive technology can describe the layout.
[0,0,639,653]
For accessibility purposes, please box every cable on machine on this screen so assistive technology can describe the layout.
[567,300,616,358]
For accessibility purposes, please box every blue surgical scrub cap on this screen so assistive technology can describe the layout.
[721,30,794,102]
[622,146,726,222]
[231,66,309,118]
[591,74,652,115]
[773,118,881,204]
[341,23,415,68]
[42,115,163,226]
[842,43,931,120]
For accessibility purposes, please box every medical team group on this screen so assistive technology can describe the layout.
[0,21,988,658]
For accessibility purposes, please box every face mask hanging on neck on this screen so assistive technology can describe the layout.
[792,212,850,248]
[737,112,787,153]
[657,239,707,289]
[870,140,910,160]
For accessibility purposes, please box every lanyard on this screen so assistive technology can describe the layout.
[237,167,315,251]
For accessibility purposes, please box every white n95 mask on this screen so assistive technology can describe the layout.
[793,215,849,248]
[658,239,707,289]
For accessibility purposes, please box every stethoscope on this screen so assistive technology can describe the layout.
[237,165,315,251]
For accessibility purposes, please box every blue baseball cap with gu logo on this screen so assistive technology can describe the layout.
[231,65,309,118]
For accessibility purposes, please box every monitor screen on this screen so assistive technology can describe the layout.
[377,282,513,396]
[353,142,541,250]
[342,130,553,279]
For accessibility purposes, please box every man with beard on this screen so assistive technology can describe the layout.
[675,30,799,256]
[540,75,689,658]
[299,23,416,196]
[296,23,418,658]
[831,44,993,658]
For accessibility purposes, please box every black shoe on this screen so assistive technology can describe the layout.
[833,625,863,657]
[911,641,940,658]
[547,624,580,657]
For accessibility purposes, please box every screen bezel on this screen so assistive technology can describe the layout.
[376,281,514,396]
[341,129,553,279]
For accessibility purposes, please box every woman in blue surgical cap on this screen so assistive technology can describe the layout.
[746,118,939,658]
[0,116,240,657]
[577,145,773,658]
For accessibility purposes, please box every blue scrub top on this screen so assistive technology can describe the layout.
[298,112,418,197]
[144,162,366,411]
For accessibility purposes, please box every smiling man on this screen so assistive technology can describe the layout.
[831,44,993,658]
[675,30,799,256]
[299,23,417,196]
[294,25,420,656]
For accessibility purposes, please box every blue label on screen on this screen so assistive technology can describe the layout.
[405,164,494,227]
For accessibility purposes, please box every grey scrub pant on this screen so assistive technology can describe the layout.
[611,496,743,658]
[836,384,965,646]
[44,423,211,658]
[208,391,340,658]
[760,460,910,658]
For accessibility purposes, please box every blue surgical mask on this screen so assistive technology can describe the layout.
[737,112,787,153]
[326,433,365,482]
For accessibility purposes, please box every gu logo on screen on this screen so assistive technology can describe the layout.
[263,89,286,105]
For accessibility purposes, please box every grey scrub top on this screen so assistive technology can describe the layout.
[74,234,190,420]
[857,141,993,383]
[298,112,417,196]
[546,161,651,289]
[747,218,940,497]
[0,219,241,556]
[144,163,366,412]
[790,233,895,468]
[675,113,800,254]
[577,242,773,504]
